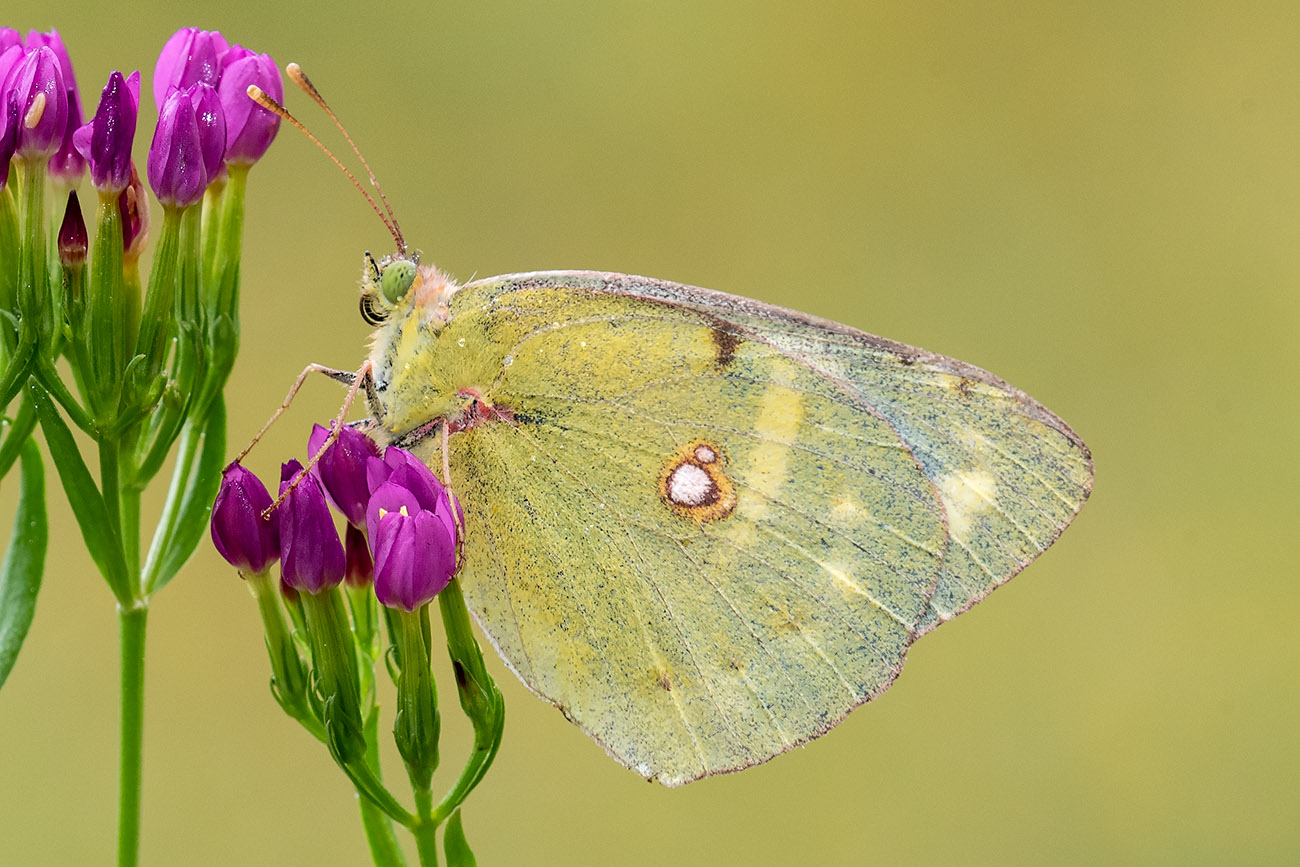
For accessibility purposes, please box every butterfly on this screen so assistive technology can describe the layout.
[349,256,1093,786]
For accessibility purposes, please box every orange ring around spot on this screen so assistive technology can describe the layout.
[657,440,737,523]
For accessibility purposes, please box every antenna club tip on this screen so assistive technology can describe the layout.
[286,61,302,73]
[247,84,265,99]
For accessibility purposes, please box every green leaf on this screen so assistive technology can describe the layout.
[148,395,226,594]
[0,398,37,481]
[29,383,131,603]
[443,810,476,867]
[0,438,47,690]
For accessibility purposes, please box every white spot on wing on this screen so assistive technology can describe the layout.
[668,464,714,506]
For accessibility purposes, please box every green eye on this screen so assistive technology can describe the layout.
[381,259,417,304]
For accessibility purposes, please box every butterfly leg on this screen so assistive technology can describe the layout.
[233,363,364,464]
[264,360,376,515]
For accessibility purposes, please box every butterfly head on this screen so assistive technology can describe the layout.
[360,250,459,331]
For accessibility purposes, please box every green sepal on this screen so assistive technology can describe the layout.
[141,395,226,594]
[0,437,47,691]
[394,606,440,790]
[443,810,477,867]
[129,207,180,415]
[28,381,131,604]
[60,258,91,406]
[0,187,19,350]
[208,163,248,327]
[248,569,323,740]
[302,588,368,766]
[84,193,128,423]
[114,354,163,433]
[198,312,238,412]
[16,162,52,354]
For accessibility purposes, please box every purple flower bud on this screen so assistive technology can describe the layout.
[0,28,21,54]
[118,161,149,259]
[308,423,381,527]
[58,190,87,267]
[148,83,224,208]
[211,464,280,574]
[278,459,346,595]
[0,94,17,191]
[27,31,83,182]
[217,47,281,165]
[73,70,138,194]
[365,448,460,611]
[191,81,225,179]
[344,523,373,588]
[46,85,84,182]
[6,46,66,159]
[153,27,227,111]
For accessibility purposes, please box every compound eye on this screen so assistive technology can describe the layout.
[359,292,388,325]
[381,259,418,304]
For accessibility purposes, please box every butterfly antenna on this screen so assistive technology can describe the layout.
[246,84,398,244]
[286,63,407,256]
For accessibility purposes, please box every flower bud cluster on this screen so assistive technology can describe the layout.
[211,425,470,806]
[1,26,282,446]
[212,425,461,609]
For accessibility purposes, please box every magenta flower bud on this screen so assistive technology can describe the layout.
[0,28,20,53]
[0,42,23,88]
[211,464,280,574]
[191,81,226,179]
[118,161,149,259]
[217,47,281,165]
[344,523,373,588]
[308,423,381,527]
[365,448,460,611]
[0,95,17,191]
[278,459,346,595]
[46,85,84,182]
[152,27,227,111]
[58,190,87,267]
[73,70,138,194]
[148,83,224,208]
[6,46,66,159]
[27,30,83,182]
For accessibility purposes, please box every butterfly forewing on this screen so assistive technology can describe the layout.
[395,270,1091,784]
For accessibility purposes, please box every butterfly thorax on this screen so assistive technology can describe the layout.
[367,265,511,442]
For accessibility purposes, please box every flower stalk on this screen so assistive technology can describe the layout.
[1,26,283,867]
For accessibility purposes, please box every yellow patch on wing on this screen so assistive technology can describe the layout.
[938,469,998,542]
[745,386,805,510]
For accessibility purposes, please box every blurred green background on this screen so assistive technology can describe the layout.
[3,1,1298,864]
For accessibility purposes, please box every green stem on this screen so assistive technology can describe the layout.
[359,708,407,867]
[117,603,148,867]
[432,580,504,821]
[412,789,440,867]
[17,161,48,350]
[99,438,122,540]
